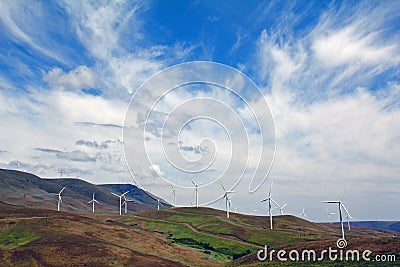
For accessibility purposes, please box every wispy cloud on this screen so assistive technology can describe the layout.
[0,1,69,64]
[75,122,123,129]
[252,1,400,219]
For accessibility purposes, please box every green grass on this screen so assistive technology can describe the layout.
[0,227,39,249]
[137,210,306,247]
[123,216,258,260]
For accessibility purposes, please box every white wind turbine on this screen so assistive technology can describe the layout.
[51,187,65,211]
[157,198,160,210]
[123,195,135,214]
[171,185,176,207]
[323,193,352,240]
[111,191,129,215]
[88,193,99,214]
[191,180,201,208]
[299,208,308,218]
[326,209,336,224]
[252,208,258,215]
[277,203,287,215]
[221,183,235,218]
[233,207,239,213]
[260,182,279,229]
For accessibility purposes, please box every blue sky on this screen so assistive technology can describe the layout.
[0,0,399,221]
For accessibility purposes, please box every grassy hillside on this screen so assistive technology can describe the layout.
[0,202,218,266]
[0,202,398,266]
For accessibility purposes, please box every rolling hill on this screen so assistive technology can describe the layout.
[0,169,171,214]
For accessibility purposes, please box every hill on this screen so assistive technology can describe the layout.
[0,169,170,214]
[0,202,215,266]
[0,202,398,266]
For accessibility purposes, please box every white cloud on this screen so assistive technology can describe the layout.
[254,2,400,220]
[43,65,97,92]
[312,25,397,68]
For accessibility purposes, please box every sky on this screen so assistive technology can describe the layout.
[0,0,399,221]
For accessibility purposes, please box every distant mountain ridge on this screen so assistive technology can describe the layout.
[0,168,171,213]
[349,221,400,233]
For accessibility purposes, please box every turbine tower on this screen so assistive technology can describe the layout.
[111,191,129,215]
[88,193,99,213]
[157,198,160,210]
[171,185,176,207]
[123,195,135,214]
[191,180,201,208]
[260,182,279,229]
[51,187,65,211]
[221,183,235,218]
[323,193,352,240]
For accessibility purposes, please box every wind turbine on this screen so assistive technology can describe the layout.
[221,183,235,218]
[299,208,308,218]
[57,169,68,178]
[111,191,129,215]
[88,193,99,214]
[252,207,258,215]
[51,187,65,211]
[323,193,352,240]
[260,182,279,229]
[157,198,160,210]
[123,195,135,214]
[191,180,201,208]
[277,203,287,215]
[171,185,176,207]
[326,209,336,224]
[233,207,239,213]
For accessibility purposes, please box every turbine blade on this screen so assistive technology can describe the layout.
[111,192,119,197]
[59,187,65,194]
[269,181,273,197]
[121,191,129,196]
[271,198,280,207]
[191,180,196,186]
[341,203,351,217]
[221,183,226,192]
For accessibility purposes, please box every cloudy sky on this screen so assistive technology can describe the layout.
[0,0,399,221]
